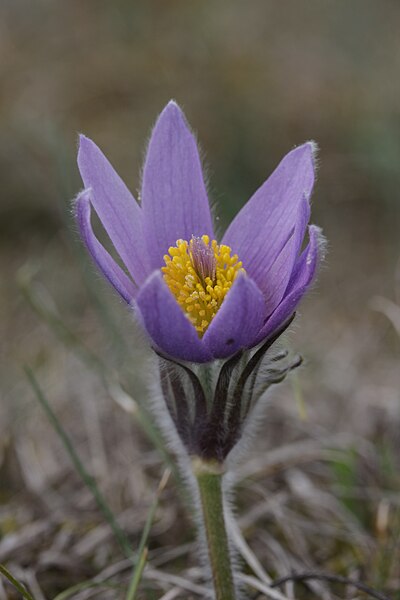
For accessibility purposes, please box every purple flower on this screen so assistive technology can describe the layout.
[75,101,322,364]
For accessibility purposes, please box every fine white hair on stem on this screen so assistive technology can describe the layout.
[145,355,241,598]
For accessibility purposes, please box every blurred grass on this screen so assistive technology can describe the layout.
[1,1,400,598]
[25,366,133,558]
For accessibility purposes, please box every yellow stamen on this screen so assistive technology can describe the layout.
[162,234,245,336]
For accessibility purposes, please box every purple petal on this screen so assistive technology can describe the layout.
[202,274,265,359]
[261,232,297,316]
[141,101,214,271]
[254,225,323,345]
[135,272,212,363]
[222,143,315,293]
[78,135,148,285]
[293,193,311,258]
[261,194,311,315]
[75,190,137,304]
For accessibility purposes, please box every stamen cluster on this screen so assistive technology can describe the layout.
[162,235,244,336]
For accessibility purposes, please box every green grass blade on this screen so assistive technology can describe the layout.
[24,366,132,558]
[125,547,148,600]
[292,373,307,421]
[0,564,36,600]
[53,580,122,600]
[125,470,170,600]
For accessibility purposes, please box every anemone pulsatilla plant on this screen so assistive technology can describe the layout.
[75,101,323,600]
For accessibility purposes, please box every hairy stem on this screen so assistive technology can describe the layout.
[192,458,236,600]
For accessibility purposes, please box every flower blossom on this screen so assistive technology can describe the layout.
[75,101,322,364]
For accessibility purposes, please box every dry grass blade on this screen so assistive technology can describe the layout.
[370,295,400,336]
[226,513,272,586]
[271,572,392,600]
[237,574,292,600]
[144,567,211,597]
[233,434,358,482]
[53,559,133,600]
[158,588,183,600]
[226,514,291,600]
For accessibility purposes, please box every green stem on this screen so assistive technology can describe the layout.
[192,458,236,600]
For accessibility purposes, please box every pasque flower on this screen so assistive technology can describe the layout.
[75,101,322,364]
[75,102,324,600]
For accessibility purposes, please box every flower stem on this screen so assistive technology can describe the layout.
[192,458,236,600]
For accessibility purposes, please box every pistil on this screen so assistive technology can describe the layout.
[190,236,217,284]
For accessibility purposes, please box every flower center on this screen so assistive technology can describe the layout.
[162,235,245,336]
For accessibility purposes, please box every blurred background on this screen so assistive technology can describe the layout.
[1,1,400,598]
